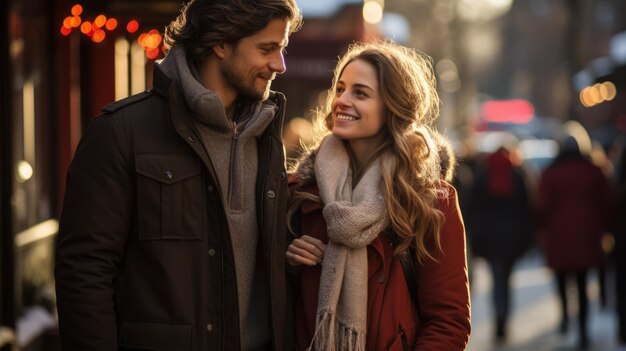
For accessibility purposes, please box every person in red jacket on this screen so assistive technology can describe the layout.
[285,40,471,351]
[538,135,613,349]
[467,145,533,341]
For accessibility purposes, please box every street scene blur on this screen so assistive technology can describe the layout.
[1,0,626,350]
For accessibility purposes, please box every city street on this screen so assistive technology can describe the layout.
[467,250,625,351]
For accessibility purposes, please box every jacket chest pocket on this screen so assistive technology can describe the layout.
[135,154,204,240]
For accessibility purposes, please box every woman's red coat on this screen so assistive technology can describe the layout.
[291,179,471,351]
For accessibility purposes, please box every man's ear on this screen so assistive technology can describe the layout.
[213,43,228,59]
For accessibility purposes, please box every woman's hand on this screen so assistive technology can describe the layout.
[286,235,326,266]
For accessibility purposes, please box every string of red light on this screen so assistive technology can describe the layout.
[60,4,164,60]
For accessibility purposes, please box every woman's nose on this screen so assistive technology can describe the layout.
[333,91,351,107]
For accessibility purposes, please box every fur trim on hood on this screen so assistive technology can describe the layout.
[293,131,456,188]
[432,131,457,182]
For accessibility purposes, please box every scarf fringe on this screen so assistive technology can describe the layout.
[307,310,366,351]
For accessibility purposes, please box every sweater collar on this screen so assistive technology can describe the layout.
[156,45,277,136]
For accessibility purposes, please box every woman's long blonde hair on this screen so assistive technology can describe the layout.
[289,40,446,263]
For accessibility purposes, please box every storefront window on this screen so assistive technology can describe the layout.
[9,0,58,347]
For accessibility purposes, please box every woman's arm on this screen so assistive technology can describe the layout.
[414,184,471,350]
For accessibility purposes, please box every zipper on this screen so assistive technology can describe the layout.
[261,134,275,347]
[227,121,238,206]
[261,95,285,348]
[259,134,271,236]
[221,121,242,349]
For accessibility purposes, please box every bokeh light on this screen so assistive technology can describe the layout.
[105,18,118,31]
[92,29,106,43]
[126,20,139,33]
[70,16,81,28]
[579,81,617,107]
[603,81,617,101]
[363,1,384,24]
[80,21,92,34]
[16,160,33,182]
[146,47,160,59]
[94,15,107,28]
[60,25,72,36]
[71,4,83,16]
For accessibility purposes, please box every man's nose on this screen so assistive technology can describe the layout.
[270,51,286,74]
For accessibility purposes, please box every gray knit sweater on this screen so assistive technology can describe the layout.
[158,46,276,350]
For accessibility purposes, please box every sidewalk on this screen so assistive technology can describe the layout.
[467,250,625,351]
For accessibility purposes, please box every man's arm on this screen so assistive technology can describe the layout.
[55,114,132,350]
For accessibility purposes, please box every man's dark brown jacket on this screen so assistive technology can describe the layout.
[55,65,291,351]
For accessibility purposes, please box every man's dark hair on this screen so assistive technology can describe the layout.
[164,0,302,63]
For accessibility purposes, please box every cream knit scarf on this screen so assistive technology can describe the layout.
[308,135,390,351]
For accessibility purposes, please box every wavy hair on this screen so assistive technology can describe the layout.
[163,0,302,64]
[289,40,446,263]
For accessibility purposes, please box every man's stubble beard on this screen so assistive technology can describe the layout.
[221,61,270,102]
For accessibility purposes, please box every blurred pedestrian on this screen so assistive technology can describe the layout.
[537,135,613,349]
[54,1,302,350]
[451,136,479,290]
[614,142,626,345]
[467,144,533,342]
[286,40,471,350]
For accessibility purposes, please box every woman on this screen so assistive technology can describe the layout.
[286,41,471,351]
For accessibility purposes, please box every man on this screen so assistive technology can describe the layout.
[54,1,302,350]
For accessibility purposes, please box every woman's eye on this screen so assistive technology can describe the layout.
[335,87,345,95]
[354,90,367,97]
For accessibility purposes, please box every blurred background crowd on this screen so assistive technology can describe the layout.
[1,0,626,350]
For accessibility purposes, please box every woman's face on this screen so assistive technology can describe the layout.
[330,59,385,144]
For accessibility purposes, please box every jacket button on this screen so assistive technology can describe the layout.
[208,248,216,256]
[187,135,196,143]
[206,324,213,332]
[378,275,385,284]
[207,185,214,192]
[280,171,286,180]
[267,190,276,199]
[164,171,174,180]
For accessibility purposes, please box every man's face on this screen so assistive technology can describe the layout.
[220,18,291,101]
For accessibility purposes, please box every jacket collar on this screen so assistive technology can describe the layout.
[153,62,172,98]
[152,62,286,133]
[151,62,287,179]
